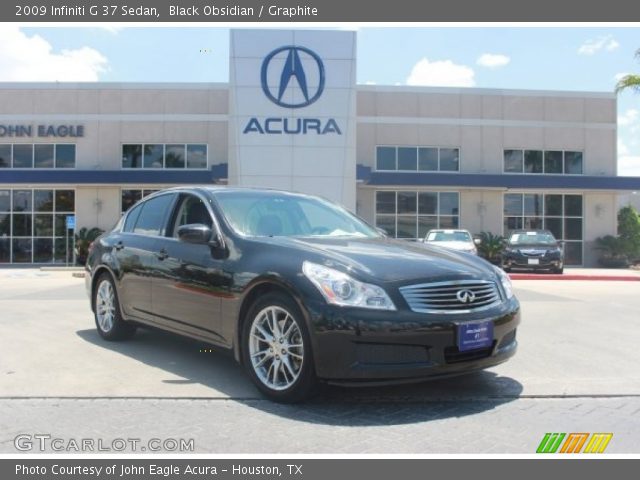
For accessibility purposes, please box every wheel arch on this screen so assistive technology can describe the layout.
[90,265,119,313]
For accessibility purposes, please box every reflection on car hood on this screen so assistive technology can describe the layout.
[265,236,495,283]
[510,243,560,250]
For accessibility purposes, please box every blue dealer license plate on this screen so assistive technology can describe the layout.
[457,321,493,351]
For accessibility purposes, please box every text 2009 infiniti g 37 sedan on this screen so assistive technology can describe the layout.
[86,187,520,402]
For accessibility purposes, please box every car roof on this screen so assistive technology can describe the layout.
[153,185,313,197]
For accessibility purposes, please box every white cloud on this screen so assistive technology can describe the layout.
[363,80,376,85]
[97,25,124,34]
[614,72,630,82]
[618,155,640,176]
[618,109,639,127]
[406,58,475,87]
[0,27,108,81]
[619,139,630,156]
[476,53,511,68]
[578,35,620,55]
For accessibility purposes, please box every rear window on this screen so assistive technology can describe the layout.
[123,203,143,233]
[132,194,175,236]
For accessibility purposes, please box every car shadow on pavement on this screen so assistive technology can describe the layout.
[76,327,523,427]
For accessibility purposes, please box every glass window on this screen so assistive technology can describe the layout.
[123,203,143,233]
[0,145,10,168]
[564,195,582,216]
[504,217,523,233]
[165,144,186,169]
[12,214,32,237]
[565,218,582,240]
[0,190,10,212]
[418,192,437,215]
[186,144,207,169]
[0,238,9,263]
[375,191,396,214]
[375,216,396,237]
[54,215,68,236]
[121,190,143,213]
[524,150,543,174]
[564,242,583,265]
[439,192,459,215]
[504,194,523,216]
[34,144,54,168]
[439,216,459,229]
[564,151,583,174]
[396,217,417,239]
[524,194,543,216]
[544,151,563,174]
[12,238,32,263]
[524,217,543,229]
[418,148,438,171]
[418,216,437,238]
[440,148,459,171]
[376,147,396,171]
[13,144,33,168]
[143,144,164,169]
[397,147,417,170]
[34,190,54,212]
[34,215,53,237]
[545,195,563,216]
[0,214,9,236]
[13,190,32,212]
[544,218,563,240]
[397,192,417,214]
[55,144,76,168]
[122,145,143,168]
[133,194,174,236]
[504,150,523,173]
[54,238,72,264]
[33,238,53,263]
[55,191,75,212]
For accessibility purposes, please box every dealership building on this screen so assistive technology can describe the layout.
[1,28,639,266]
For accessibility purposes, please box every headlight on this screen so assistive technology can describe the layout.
[493,265,514,300]
[302,261,396,310]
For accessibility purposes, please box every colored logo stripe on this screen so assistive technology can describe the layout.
[583,433,613,453]
[536,433,566,453]
[560,433,589,453]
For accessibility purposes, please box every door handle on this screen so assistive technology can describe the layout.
[156,249,169,261]
[114,241,124,251]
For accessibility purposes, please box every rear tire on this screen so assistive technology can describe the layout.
[241,292,317,403]
[93,272,136,341]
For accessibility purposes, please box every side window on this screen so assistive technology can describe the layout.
[172,194,213,237]
[133,194,175,236]
[122,203,143,233]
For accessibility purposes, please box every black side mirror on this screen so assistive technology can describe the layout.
[177,224,212,244]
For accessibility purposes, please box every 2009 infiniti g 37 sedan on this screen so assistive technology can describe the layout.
[86,187,520,402]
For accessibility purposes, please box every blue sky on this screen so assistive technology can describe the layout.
[3,26,639,175]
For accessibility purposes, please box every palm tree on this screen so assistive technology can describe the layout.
[615,49,640,93]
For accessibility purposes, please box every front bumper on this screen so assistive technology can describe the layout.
[503,254,562,271]
[306,297,520,383]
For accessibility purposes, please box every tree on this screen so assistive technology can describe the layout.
[615,49,640,94]
[617,205,640,259]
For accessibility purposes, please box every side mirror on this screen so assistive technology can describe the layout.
[177,224,212,244]
[474,238,482,245]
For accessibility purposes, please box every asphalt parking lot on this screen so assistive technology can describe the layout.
[1,269,640,453]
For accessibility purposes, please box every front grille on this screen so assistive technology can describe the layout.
[356,343,429,365]
[399,280,502,314]
[444,344,494,364]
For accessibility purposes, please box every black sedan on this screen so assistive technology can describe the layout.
[86,187,520,402]
[502,230,564,274]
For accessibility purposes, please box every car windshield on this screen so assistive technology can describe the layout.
[214,191,380,238]
[510,232,557,245]
[427,231,472,242]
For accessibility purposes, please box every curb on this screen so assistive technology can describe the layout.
[509,273,640,281]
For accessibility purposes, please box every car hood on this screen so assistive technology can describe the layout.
[263,236,496,283]
[509,243,560,251]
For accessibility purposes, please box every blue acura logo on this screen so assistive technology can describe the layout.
[260,46,325,108]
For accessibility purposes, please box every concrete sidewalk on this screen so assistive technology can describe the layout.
[509,267,640,281]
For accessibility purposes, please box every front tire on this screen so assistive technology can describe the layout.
[241,292,317,403]
[93,273,136,341]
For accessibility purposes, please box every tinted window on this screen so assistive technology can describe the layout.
[55,144,76,168]
[440,148,459,171]
[13,145,33,168]
[0,145,10,168]
[133,194,174,236]
[544,151,563,174]
[123,204,143,233]
[398,147,417,170]
[173,195,213,236]
[376,147,396,170]
[504,150,523,173]
[165,144,186,168]
[524,150,543,173]
[187,144,207,169]
[34,144,54,168]
[418,148,438,171]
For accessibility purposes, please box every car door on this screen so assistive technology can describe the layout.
[114,193,176,322]
[150,192,231,345]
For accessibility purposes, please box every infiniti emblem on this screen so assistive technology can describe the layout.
[456,289,476,304]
